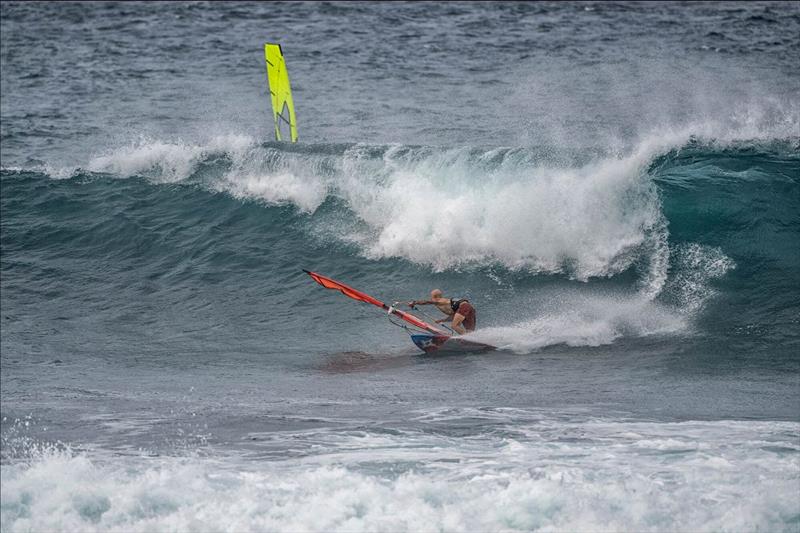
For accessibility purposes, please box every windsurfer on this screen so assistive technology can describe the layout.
[408,290,476,334]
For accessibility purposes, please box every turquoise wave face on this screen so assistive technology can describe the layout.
[655,144,800,359]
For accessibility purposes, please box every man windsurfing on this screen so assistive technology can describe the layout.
[408,289,476,334]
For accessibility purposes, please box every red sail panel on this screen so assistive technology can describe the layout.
[304,270,386,308]
[303,270,444,334]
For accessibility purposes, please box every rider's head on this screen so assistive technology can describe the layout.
[430,289,443,299]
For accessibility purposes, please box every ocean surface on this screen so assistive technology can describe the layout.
[2,2,799,531]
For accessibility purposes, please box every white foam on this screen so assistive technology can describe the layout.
[216,171,328,213]
[323,139,675,284]
[86,134,255,183]
[2,418,798,532]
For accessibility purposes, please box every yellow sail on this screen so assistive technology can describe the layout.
[264,43,298,142]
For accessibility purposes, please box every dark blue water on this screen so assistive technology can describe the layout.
[2,2,799,531]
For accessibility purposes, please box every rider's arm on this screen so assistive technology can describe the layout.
[408,299,432,306]
[451,313,466,335]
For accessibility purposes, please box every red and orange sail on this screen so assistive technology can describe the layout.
[303,270,445,335]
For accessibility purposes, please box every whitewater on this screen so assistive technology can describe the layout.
[2,2,799,532]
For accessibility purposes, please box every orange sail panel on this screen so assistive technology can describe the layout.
[303,270,443,334]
